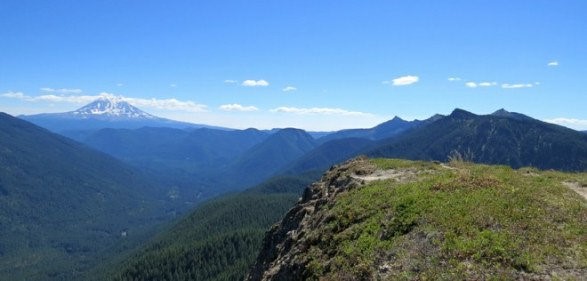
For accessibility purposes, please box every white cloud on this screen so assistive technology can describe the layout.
[33,94,98,104]
[2,91,98,103]
[391,75,419,86]
[465,81,497,88]
[40,87,83,94]
[544,118,587,130]
[547,61,559,67]
[479,82,497,87]
[116,83,124,87]
[242,79,269,87]
[270,106,371,116]
[224,79,238,84]
[501,83,534,89]
[219,103,259,112]
[170,84,177,88]
[1,91,26,99]
[124,96,207,112]
[1,91,208,112]
[448,77,461,82]
[282,86,297,92]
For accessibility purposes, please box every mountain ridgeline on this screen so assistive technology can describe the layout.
[367,109,587,171]
[4,98,587,281]
[225,128,318,187]
[0,113,177,280]
[49,104,587,205]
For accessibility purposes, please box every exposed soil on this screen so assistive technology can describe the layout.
[563,181,587,201]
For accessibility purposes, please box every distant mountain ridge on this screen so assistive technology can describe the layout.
[367,108,587,171]
[224,128,318,187]
[62,107,587,200]
[0,112,175,280]
[278,108,587,174]
[316,115,440,144]
[49,107,587,280]
[20,95,226,132]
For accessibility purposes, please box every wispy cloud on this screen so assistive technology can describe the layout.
[547,61,559,67]
[3,91,99,104]
[40,87,83,94]
[391,75,419,86]
[282,86,297,92]
[126,96,207,112]
[170,84,177,88]
[544,118,587,130]
[1,91,208,112]
[465,81,497,88]
[242,79,269,87]
[448,77,461,82]
[270,106,371,116]
[219,103,259,112]
[1,91,26,99]
[501,83,534,89]
[224,79,238,84]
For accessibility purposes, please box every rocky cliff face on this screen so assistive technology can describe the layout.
[247,157,587,281]
[246,156,373,281]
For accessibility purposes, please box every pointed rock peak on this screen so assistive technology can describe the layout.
[449,108,477,119]
[492,108,511,116]
[490,108,533,121]
[375,116,408,128]
[390,116,406,122]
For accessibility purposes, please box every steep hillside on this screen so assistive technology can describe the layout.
[0,113,172,280]
[72,126,270,199]
[107,174,317,281]
[79,126,268,172]
[248,157,587,280]
[284,137,375,174]
[283,109,587,177]
[368,109,587,171]
[226,128,318,186]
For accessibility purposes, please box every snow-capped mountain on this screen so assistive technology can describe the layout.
[20,96,227,133]
[71,95,156,119]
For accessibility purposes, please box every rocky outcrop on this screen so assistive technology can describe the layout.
[247,157,587,281]
[246,156,377,281]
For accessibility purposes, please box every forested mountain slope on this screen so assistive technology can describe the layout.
[368,109,587,171]
[0,113,174,280]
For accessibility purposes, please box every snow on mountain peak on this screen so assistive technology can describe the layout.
[71,95,156,119]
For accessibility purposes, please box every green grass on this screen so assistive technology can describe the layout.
[302,159,587,280]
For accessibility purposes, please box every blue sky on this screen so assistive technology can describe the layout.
[1,1,586,130]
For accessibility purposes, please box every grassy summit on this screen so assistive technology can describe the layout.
[250,158,587,280]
